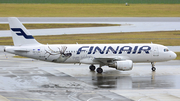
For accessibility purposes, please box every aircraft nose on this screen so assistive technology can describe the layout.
[170,51,177,60]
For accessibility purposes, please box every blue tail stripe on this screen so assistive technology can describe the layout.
[11,28,34,39]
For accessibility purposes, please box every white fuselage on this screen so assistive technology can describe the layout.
[5,43,176,65]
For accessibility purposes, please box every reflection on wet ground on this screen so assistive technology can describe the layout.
[56,61,180,90]
[77,72,180,90]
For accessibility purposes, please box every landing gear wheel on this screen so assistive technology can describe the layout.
[152,67,156,71]
[151,62,156,72]
[89,65,96,71]
[96,68,103,74]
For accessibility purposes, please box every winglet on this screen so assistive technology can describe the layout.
[8,17,41,46]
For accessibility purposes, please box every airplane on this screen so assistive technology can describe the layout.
[4,17,177,73]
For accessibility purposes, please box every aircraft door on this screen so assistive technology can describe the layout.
[153,46,159,56]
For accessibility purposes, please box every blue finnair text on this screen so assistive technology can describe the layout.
[77,46,151,54]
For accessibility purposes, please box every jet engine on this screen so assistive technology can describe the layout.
[108,60,133,71]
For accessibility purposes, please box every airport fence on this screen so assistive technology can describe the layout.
[0,0,180,4]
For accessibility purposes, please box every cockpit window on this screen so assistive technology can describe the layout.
[164,48,169,52]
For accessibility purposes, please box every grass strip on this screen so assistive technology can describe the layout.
[0,24,120,30]
[13,56,27,58]
[1,0,180,4]
[175,52,180,60]
[0,4,180,17]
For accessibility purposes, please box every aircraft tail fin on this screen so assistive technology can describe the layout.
[8,17,41,46]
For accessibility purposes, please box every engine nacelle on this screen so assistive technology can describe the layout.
[108,60,133,71]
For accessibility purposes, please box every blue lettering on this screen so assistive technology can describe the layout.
[138,46,151,54]
[88,46,94,54]
[93,46,106,54]
[77,46,89,54]
[106,46,119,54]
[132,46,138,54]
[77,45,151,55]
[119,46,132,54]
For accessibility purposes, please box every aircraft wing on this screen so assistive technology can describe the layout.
[94,56,129,64]
[80,55,130,65]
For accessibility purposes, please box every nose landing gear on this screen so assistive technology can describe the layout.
[151,62,156,72]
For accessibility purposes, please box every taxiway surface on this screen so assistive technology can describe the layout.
[0,46,180,101]
[0,17,180,37]
[0,17,180,23]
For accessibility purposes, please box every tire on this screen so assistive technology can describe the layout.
[96,68,103,73]
[152,67,156,71]
[89,65,95,71]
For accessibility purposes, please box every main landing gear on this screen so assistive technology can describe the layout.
[89,65,96,71]
[89,64,103,74]
[151,62,156,72]
[96,67,103,74]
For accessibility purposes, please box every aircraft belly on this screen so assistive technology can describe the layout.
[128,54,152,62]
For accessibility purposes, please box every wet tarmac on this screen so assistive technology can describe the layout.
[1,53,132,101]
[0,46,180,101]
[56,61,180,90]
